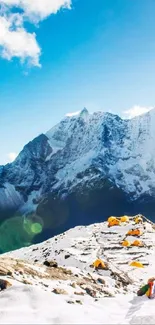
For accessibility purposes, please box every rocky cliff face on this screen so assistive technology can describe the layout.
[1,108,155,247]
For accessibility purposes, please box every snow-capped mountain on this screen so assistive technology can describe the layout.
[1,217,155,324]
[1,108,155,251]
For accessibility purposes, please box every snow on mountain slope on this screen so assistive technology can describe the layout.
[45,108,155,198]
[1,285,155,325]
[114,109,155,197]
[46,109,126,190]
[1,108,155,250]
[0,183,24,213]
[2,217,155,324]
[7,217,155,289]
[1,108,155,207]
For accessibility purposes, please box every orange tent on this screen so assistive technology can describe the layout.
[121,240,131,247]
[127,229,134,236]
[132,240,143,247]
[134,229,143,236]
[126,229,143,237]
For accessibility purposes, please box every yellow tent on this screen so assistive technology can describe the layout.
[134,216,143,224]
[132,240,143,247]
[108,216,116,223]
[121,240,131,247]
[93,259,106,269]
[108,218,120,227]
[120,215,129,223]
[129,261,144,268]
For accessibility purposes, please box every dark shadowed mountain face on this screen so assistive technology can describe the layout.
[0,108,155,252]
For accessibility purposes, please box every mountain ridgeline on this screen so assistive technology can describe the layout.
[0,108,155,252]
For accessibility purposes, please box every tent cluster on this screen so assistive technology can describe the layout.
[93,214,147,272]
[92,216,145,272]
[107,215,143,228]
[107,215,146,268]
[123,225,145,267]
[107,215,129,227]
[121,239,144,247]
[92,258,144,271]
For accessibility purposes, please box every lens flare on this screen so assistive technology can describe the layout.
[31,222,42,234]
[23,215,44,235]
[0,216,34,253]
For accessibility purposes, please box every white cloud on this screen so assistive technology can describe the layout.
[122,105,154,119]
[0,0,71,66]
[0,0,71,21]
[0,15,41,66]
[66,111,81,117]
[7,152,18,162]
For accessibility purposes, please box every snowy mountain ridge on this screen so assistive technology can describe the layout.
[1,216,155,324]
[1,108,155,250]
[6,107,155,198]
[46,107,155,198]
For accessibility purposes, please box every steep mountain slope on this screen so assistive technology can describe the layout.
[7,216,155,285]
[2,217,155,324]
[1,108,155,251]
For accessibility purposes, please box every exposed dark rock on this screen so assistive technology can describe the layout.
[64,254,70,259]
[0,279,12,291]
[53,288,68,295]
[43,260,58,268]
[85,287,97,298]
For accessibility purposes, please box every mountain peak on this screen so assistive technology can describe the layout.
[80,107,89,115]
[79,107,89,121]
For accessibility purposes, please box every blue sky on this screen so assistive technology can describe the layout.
[0,0,155,164]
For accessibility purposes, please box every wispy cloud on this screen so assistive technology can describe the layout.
[0,0,71,67]
[7,152,18,162]
[122,105,154,119]
[66,111,81,117]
